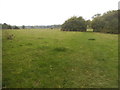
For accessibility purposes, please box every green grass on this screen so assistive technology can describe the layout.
[2,29,118,88]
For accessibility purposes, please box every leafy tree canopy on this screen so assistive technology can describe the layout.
[61,16,87,31]
[91,10,118,34]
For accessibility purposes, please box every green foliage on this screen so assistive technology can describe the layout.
[22,25,25,29]
[13,26,20,29]
[91,16,105,32]
[1,23,19,29]
[91,10,118,33]
[2,23,12,29]
[61,16,87,31]
[86,20,92,29]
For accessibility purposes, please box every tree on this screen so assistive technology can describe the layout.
[61,16,87,31]
[2,23,12,29]
[22,25,25,29]
[86,20,92,29]
[91,16,105,32]
[92,14,101,19]
[1,23,20,29]
[8,25,12,29]
[13,26,19,29]
[91,10,118,34]
[2,23,8,29]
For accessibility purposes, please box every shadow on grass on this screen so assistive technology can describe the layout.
[53,47,68,52]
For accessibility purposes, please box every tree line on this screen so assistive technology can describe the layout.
[61,10,119,34]
[0,23,20,29]
[24,25,61,29]
[1,10,119,34]
[0,23,61,29]
[91,10,118,34]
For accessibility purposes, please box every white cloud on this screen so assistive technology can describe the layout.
[0,0,119,25]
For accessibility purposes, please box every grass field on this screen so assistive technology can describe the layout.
[2,29,118,88]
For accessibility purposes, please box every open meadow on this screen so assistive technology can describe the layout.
[2,29,118,88]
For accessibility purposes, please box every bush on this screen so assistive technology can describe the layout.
[61,16,87,31]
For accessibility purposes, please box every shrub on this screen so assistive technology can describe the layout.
[61,16,87,31]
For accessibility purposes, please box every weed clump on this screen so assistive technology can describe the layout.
[7,34,15,40]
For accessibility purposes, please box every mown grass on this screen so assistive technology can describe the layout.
[2,29,118,88]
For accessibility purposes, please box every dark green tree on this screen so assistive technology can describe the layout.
[2,23,8,29]
[8,25,12,29]
[91,10,118,34]
[22,25,25,29]
[86,20,92,29]
[13,26,19,29]
[61,16,87,31]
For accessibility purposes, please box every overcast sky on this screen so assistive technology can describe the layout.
[0,0,119,26]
